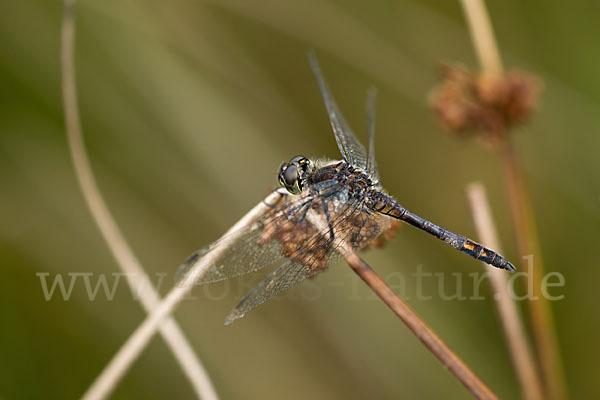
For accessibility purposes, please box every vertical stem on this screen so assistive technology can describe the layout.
[467,183,543,400]
[460,0,503,76]
[499,140,566,400]
[459,1,567,398]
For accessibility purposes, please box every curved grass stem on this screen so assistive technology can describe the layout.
[61,1,219,399]
[78,190,283,400]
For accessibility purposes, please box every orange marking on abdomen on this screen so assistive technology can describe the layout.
[463,242,475,251]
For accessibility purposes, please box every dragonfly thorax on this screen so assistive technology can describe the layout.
[306,161,375,199]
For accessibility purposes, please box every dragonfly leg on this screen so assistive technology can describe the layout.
[294,199,314,223]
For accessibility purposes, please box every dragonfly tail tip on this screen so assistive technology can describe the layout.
[505,262,516,272]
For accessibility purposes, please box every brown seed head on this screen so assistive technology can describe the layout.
[429,63,540,141]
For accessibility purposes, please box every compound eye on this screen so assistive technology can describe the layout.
[283,165,298,187]
[278,156,310,194]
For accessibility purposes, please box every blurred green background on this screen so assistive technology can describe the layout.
[1,0,599,399]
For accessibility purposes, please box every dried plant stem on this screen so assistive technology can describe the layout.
[460,0,503,76]
[499,140,565,399]
[467,183,543,400]
[79,190,283,400]
[61,1,219,399]
[301,196,498,399]
[459,1,567,398]
[343,250,498,400]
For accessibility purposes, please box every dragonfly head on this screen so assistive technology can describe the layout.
[278,156,312,195]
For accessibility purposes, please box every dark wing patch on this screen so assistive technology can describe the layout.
[224,194,391,324]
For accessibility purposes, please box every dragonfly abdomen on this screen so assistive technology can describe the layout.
[365,191,515,271]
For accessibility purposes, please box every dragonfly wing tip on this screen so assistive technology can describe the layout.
[224,311,245,326]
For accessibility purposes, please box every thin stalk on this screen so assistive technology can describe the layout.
[459,1,567,398]
[499,139,565,399]
[80,190,283,400]
[61,1,218,399]
[83,183,497,400]
[302,191,499,399]
[467,183,543,400]
[460,0,503,76]
[343,250,498,400]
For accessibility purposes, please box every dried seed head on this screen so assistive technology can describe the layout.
[429,63,540,141]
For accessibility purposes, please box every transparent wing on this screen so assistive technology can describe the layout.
[365,87,380,183]
[175,228,280,285]
[224,193,392,324]
[176,180,392,324]
[224,260,312,325]
[175,191,314,286]
[307,51,369,170]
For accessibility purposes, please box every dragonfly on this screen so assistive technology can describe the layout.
[177,52,515,325]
